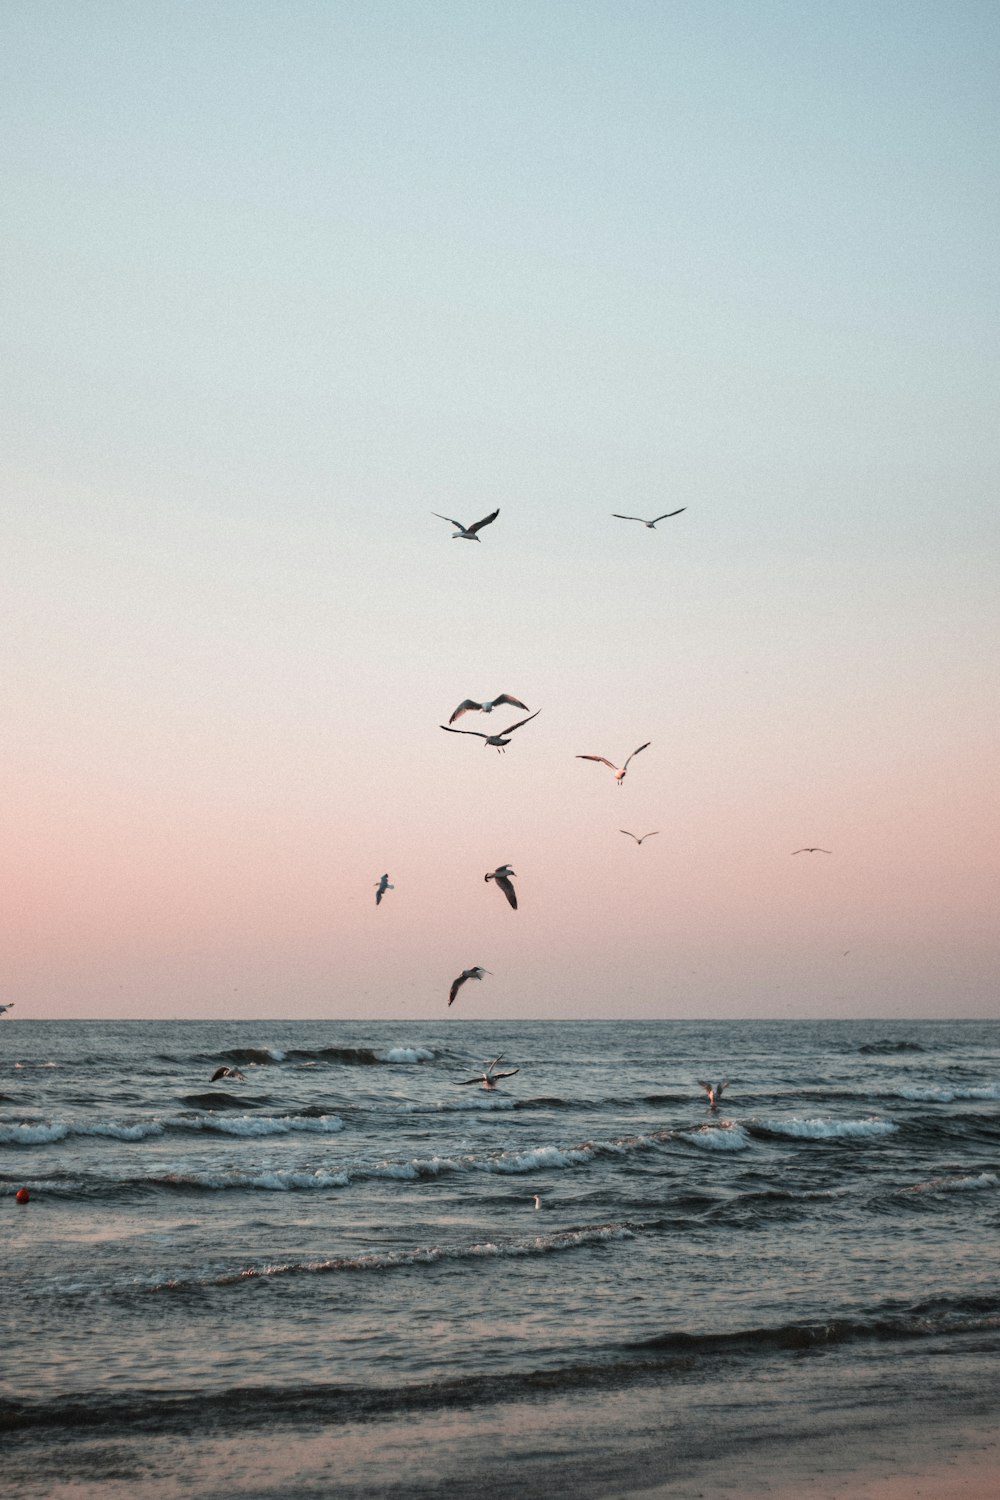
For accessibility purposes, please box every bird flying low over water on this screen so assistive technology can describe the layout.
[612,508,686,528]
[620,829,659,845]
[432,508,499,541]
[457,1053,520,1090]
[440,709,540,752]
[577,742,650,785]
[448,693,528,724]
[448,966,492,1007]
[699,1080,728,1110]
[211,1066,246,1082]
[792,847,832,854]
[374,873,394,905]
[485,864,517,909]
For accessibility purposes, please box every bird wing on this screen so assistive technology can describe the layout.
[650,508,686,522]
[467,507,499,533]
[501,709,540,734]
[493,693,528,712]
[578,755,617,769]
[612,514,645,522]
[448,699,483,723]
[432,512,465,530]
[697,1080,713,1092]
[485,1053,505,1072]
[624,742,651,769]
[620,830,639,841]
[440,724,487,738]
[448,974,468,1006]
[210,1067,228,1081]
[495,874,517,910]
[491,1069,520,1080]
[639,831,660,842]
[456,1076,485,1086]
[718,1081,729,1092]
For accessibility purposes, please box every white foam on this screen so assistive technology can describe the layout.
[908,1172,998,1195]
[481,1144,596,1174]
[0,1121,70,1144]
[758,1116,898,1139]
[175,1113,343,1137]
[895,1087,956,1102]
[378,1046,435,1064]
[686,1123,752,1151]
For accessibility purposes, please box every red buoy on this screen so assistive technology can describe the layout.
[15,1188,30,1204]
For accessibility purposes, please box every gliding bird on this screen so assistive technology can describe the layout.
[448,967,492,1007]
[0,1003,14,1016]
[620,830,659,845]
[448,693,529,724]
[791,848,832,854]
[210,1066,247,1083]
[457,1053,520,1090]
[612,508,686,528]
[698,1080,728,1111]
[374,873,394,905]
[577,742,650,785]
[432,508,499,541]
[441,709,540,753]
[485,864,517,909]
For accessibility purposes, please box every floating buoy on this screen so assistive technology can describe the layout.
[15,1188,30,1204]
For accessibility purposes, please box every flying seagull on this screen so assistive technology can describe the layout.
[448,967,492,1007]
[457,1053,520,1090]
[448,693,529,724]
[612,508,686,528]
[374,873,394,905]
[620,829,659,845]
[485,864,517,909]
[698,1079,728,1110]
[441,709,540,753]
[432,508,499,541]
[210,1066,247,1082]
[792,847,832,854]
[577,742,650,785]
[0,1002,14,1017]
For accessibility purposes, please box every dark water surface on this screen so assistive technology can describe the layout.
[2,1018,998,1495]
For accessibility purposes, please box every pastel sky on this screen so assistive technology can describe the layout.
[4,1,998,1020]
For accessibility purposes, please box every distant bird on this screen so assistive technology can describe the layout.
[448,966,492,1007]
[0,1003,13,1017]
[620,829,659,845]
[210,1066,246,1082]
[532,1194,541,1210]
[374,873,394,906]
[432,508,499,541]
[448,693,529,725]
[485,864,517,910]
[457,1053,520,1090]
[577,742,650,785]
[441,709,540,753]
[792,847,832,854]
[612,508,686,528]
[698,1079,728,1110]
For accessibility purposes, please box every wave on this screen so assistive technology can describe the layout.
[0,1119,164,1146]
[0,1111,344,1147]
[857,1040,925,1054]
[214,1047,285,1066]
[749,1116,898,1141]
[894,1083,1000,1103]
[682,1123,752,1151]
[902,1172,998,1196]
[284,1045,435,1067]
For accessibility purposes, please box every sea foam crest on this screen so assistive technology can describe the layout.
[377,1046,435,1064]
[757,1116,898,1139]
[0,1121,70,1145]
[685,1123,752,1151]
[159,1167,350,1191]
[907,1172,998,1196]
[174,1113,344,1138]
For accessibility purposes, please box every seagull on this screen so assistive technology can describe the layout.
[620,829,659,845]
[792,847,832,854]
[374,873,394,905]
[457,1053,520,1090]
[698,1079,728,1110]
[448,967,492,1007]
[441,709,540,753]
[448,694,529,725]
[210,1066,246,1082]
[432,508,499,541]
[0,1003,14,1017]
[485,864,517,910]
[577,742,650,785]
[612,508,686,528]
[532,1194,541,1210]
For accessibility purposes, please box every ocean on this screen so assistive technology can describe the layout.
[2,1017,999,1498]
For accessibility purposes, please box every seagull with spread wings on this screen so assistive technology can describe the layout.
[441,709,540,752]
[620,829,659,845]
[485,864,517,909]
[612,508,686,528]
[457,1053,520,1090]
[577,741,650,785]
[792,847,832,854]
[448,693,529,724]
[448,967,492,1007]
[432,508,499,541]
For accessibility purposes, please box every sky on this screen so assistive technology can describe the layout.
[3,1,998,1021]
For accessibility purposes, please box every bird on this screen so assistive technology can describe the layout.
[577,742,650,785]
[432,508,499,541]
[448,967,492,1007]
[620,829,659,845]
[448,693,529,725]
[374,873,394,905]
[485,864,517,909]
[792,847,832,854]
[0,1003,14,1017]
[612,508,686,528]
[532,1194,541,1210]
[698,1080,728,1110]
[210,1066,246,1082]
[440,709,540,753]
[457,1053,520,1090]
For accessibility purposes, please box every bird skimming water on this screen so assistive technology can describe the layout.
[432,508,499,541]
[485,864,517,909]
[699,1080,728,1110]
[457,1053,520,1090]
[210,1066,246,1083]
